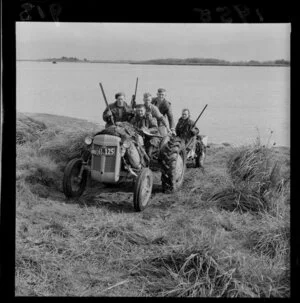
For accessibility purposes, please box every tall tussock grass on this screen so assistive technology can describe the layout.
[211,186,269,213]
[126,213,290,298]
[207,139,290,286]
[129,245,236,297]
[204,139,290,297]
[16,114,97,209]
[17,113,99,164]
[210,139,289,214]
[17,143,63,199]
[16,113,99,197]
[17,113,47,144]
[39,130,93,163]
[126,220,240,297]
[245,211,290,259]
[127,241,283,297]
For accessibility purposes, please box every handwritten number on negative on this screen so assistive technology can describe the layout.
[50,3,62,22]
[20,3,35,21]
[20,2,62,22]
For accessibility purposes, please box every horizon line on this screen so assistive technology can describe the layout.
[17,56,290,62]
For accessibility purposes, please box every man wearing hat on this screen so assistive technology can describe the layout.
[151,88,176,135]
[102,92,134,127]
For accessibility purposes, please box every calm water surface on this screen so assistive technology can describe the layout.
[17,61,290,147]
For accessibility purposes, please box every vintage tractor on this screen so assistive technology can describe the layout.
[62,122,186,211]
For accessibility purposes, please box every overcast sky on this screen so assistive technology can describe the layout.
[16,22,290,61]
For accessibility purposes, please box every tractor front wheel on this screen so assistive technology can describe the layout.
[133,168,153,211]
[63,158,88,198]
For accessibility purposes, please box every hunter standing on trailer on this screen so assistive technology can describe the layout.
[151,88,176,135]
[102,92,134,127]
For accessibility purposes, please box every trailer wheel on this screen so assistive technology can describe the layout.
[195,142,206,168]
[63,158,87,198]
[133,168,153,211]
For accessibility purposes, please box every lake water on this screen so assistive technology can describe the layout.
[17,61,290,147]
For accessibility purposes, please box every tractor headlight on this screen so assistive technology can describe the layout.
[120,139,131,157]
[122,139,131,149]
[84,136,93,145]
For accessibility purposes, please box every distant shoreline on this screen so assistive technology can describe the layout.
[17,60,290,67]
[17,112,290,149]
[129,62,289,67]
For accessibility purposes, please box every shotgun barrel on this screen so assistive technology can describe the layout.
[191,104,208,129]
[131,77,139,108]
[99,82,115,125]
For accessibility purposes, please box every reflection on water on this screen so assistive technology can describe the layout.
[17,62,290,146]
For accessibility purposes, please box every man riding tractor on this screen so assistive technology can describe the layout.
[62,115,187,211]
[129,103,187,192]
[103,92,134,127]
[152,88,176,136]
[143,92,170,136]
[175,108,207,168]
[130,103,161,160]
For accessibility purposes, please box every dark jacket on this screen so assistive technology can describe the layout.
[175,117,199,142]
[103,101,134,127]
[151,97,175,129]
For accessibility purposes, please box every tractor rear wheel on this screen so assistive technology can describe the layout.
[161,137,186,193]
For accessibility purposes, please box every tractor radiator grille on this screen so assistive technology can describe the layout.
[92,144,116,173]
[92,155,101,171]
[104,156,116,172]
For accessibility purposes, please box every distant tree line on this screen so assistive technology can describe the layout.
[40,56,89,62]
[56,56,80,62]
[132,58,290,66]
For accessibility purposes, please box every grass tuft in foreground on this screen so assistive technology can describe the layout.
[209,140,289,214]
[128,244,239,297]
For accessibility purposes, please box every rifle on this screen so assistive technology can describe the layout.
[131,77,139,109]
[186,104,208,150]
[99,82,115,125]
[191,104,208,129]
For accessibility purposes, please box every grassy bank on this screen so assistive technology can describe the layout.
[16,112,290,297]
